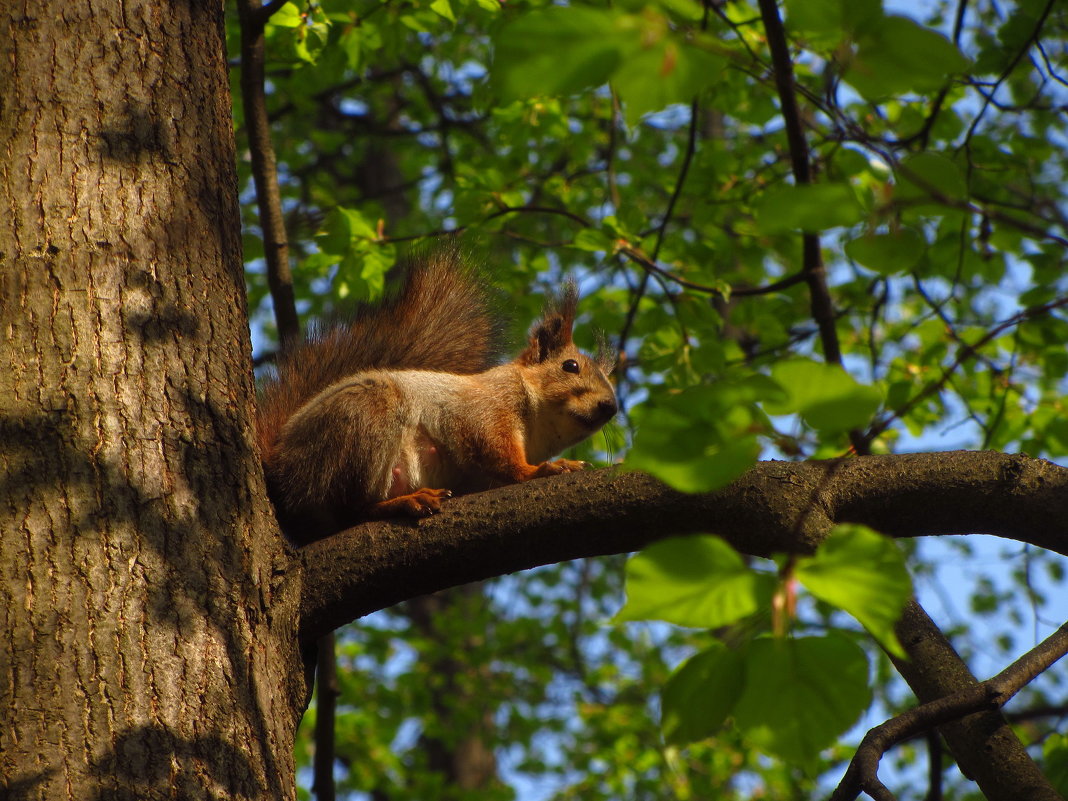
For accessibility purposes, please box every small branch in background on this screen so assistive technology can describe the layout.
[313,631,339,801]
[754,0,837,361]
[651,97,700,263]
[831,621,1068,801]
[236,4,333,800]
[755,0,870,455]
[924,731,943,801]
[961,0,1056,145]
[237,0,300,346]
[615,97,702,408]
[619,245,808,297]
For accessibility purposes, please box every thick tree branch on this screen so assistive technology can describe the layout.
[297,450,1068,641]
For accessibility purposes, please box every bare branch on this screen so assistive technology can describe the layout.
[618,245,808,297]
[831,621,1068,801]
[236,0,300,345]
[757,0,869,455]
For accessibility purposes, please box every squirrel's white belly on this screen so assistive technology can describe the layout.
[382,370,472,497]
[385,424,458,497]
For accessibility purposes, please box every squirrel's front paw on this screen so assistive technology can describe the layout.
[553,458,590,473]
[532,459,589,478]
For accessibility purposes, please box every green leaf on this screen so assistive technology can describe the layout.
[1043,733,1068,797]
[841,0,883,35]
[335,248,391,301]
[765,359,882,432]
[796,525,911,657]
[613,38,726,126]
[844,229,926,275]
[269,2,304,27]
[571,227,617,254]
[317,207,377,253]
[654,0,705,22]
[845,15,970,99]
[430,0,456,23]
[734,635,871,766]
[784,0,845,35]
[754,184,863,233]
[294,20,329,64]
[492,7,626,100]
[339,27,362,70]
[626,380,777,492]
[897,152,968,203]
[661,643,745,744]
[616,536,776,628]
[788,0,882,37]
[629,434,762,494]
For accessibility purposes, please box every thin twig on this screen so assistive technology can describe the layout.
[867,294,1068,440]
[618,245,807,297]
[961,0,1057,146]
[616,97,702,356]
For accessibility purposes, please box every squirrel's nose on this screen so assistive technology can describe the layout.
[598,398,618,420]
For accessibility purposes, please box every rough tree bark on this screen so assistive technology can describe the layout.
[300,451,1068,638]
[2,4,1067,801]
[0,2,305,799]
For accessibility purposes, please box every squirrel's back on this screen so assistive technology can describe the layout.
[256,248,504,462]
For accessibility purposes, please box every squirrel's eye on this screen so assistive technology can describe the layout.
[562,359,580,374]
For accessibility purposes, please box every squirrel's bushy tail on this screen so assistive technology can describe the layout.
[256,247,504,460]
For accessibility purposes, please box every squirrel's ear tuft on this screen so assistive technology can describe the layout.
[520,280,578,364]
[596,332,617,375]
[551,279,579,332]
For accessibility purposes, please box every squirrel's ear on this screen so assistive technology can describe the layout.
[520,281,578,364]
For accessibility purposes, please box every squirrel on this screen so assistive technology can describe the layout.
[256,249,618,544]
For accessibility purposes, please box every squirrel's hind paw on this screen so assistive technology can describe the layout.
[370,488,453,519]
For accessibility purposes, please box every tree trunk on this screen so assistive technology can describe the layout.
[0,2,305,799]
